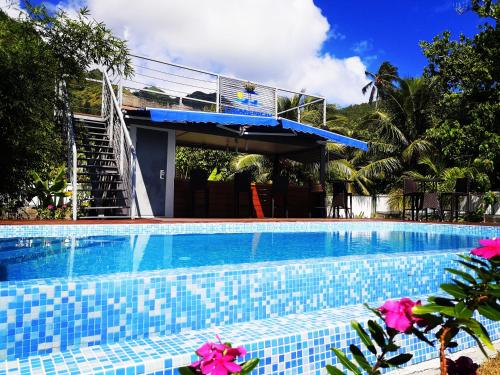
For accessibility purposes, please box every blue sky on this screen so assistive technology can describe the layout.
[314,0,483,77]
[11,0,485,105]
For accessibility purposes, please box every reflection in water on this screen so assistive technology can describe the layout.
[0,231,479,282]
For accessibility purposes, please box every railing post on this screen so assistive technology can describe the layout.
[323,98,327,126]
[101,74,106,117]
[130,151,136,219]
[119,132,125,175]
[274,89,278,118]
[118,73,123,108]
[72,143,77,220]
[216,75,220,113]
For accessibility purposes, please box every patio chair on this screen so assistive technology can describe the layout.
[189,168,209,217]
[309,182,326,218]
[419,191,442,221]
[271,175,289,218]
[330,180,353,218]
[402,178,421,220]
[234,171,253,218]
[441,178,470,221]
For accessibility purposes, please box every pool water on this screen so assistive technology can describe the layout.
[0,230,479,281]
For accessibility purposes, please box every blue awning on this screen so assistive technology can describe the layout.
[149,108,278,126]
[148,108,368,151]
[279,118,368,151]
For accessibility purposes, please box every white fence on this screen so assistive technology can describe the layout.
[326,194,500,219]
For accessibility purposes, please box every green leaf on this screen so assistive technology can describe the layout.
[411,327,435,347]
[441,283,468,299]
[326,365,345,375]
[240,358,260,374]
[178,367,197,375]
[349,345,372,372]
[453,302,474,319]
[445,268,476,284]
[351,321,376,354]
[331,348,362,375]
[367,320,386,349]
[413,303,452,315]
[427,296,455,306]
[385,353,413,367]
[459,318,493,350]
[478,303,500,321]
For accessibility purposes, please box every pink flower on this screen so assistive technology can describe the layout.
[47,204,55,210]
[190,337,247,375]
[471,238,500,260]
[378,298,423,333]
[62,204,67,209]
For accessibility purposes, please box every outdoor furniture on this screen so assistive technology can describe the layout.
[330,180,353,218]
[189,169,209,217]
[441,178,471,221]
[271,175,289,218]
[415,178,443,221]
[309,183,327,218]
[402,178,421,220]
[234,171,253,217]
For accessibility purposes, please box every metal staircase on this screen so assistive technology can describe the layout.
[73,116,131,218]
[64,69,137,220]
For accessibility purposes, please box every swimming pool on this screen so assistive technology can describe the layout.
[0,221,499,374]
[0,230,479,281]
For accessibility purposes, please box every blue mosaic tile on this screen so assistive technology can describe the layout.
[0,221,498,373]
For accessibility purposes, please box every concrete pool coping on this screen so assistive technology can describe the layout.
[1,218,499,226]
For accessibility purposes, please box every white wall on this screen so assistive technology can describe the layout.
[325,193,499,219]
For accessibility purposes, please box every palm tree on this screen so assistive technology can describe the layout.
[362,61,399,106]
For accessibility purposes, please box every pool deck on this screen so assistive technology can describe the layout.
[1,218,498,226]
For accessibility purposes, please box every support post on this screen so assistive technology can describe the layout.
[319,145,327,188]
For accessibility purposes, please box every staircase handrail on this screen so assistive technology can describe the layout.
[101,70,137,219]
[59,81,78,220]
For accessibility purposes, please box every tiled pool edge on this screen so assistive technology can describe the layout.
[1,251,469,360]
[2,303,498,375]
[0,221,499,238]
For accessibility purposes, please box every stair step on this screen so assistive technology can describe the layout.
[80,150,116,156]
[78,215,132,219]
[77,137,110,143]
[75,124,107,132]
[76,131,108,137]
[82,197,129,202]
[78,164,118,170]
[77,158,117,163]
[82,206,130,210]
[77,188,126,192]
[77,180,123,184]
[77,144,114,150]
[77,171,121,176]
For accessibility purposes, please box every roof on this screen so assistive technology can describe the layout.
[124,108,368,162]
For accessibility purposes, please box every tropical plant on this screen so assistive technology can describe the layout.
[0,3,131,212]
[327,239,500,375]
[31,166,70,208]
[362,61,399,106]
[420,1,499,189]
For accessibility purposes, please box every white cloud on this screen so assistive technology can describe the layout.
[57,0,370,105]
[351,40,373,54]
[0,0,24,18]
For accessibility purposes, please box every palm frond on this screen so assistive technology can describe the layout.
[357,157,401,179]
[402,139,433,163]
[230,154,264,171]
